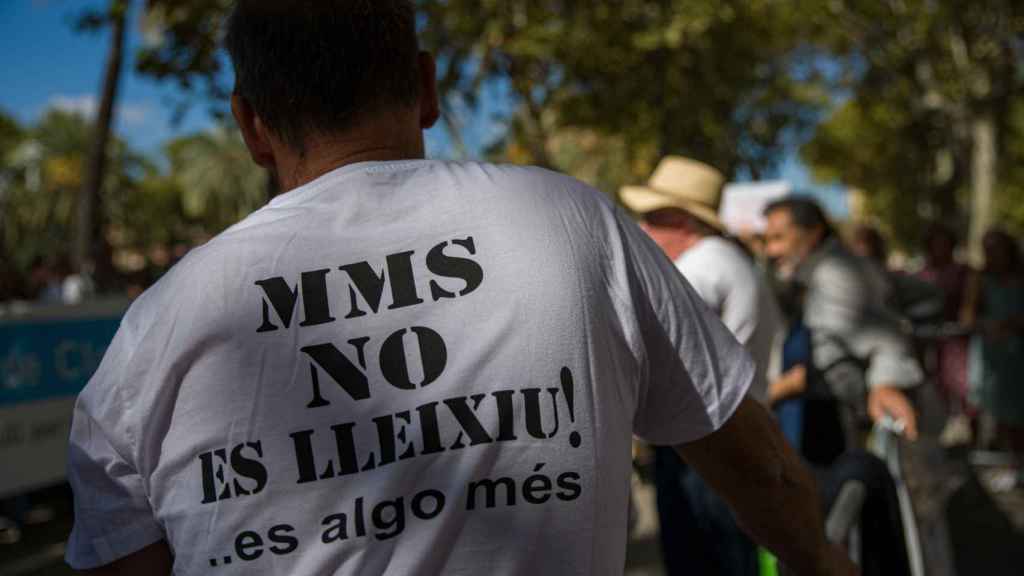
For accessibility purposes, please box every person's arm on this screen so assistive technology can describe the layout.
[868,386,918,440]
[808,256,921,439]
[80,541,172,575]
[677,398,856,575]
[769,364,807,406]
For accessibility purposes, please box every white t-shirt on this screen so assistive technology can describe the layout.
[674,236,781,403]
[66,160,753,575]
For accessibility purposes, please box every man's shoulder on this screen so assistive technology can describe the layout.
[699,236,750,262]
[431,161,622,239]
[285,159,613,219]
[682,237,754,279]
[443,160,607,200]
[805,240,865,282]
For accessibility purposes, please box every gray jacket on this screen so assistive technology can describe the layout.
[795,238,923,393]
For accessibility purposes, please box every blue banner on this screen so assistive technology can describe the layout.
[0,314,123,407]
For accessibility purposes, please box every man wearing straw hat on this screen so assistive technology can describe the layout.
[622,156,783,576]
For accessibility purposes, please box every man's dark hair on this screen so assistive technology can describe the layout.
[852,225,887,263]
[225,0,421,151]
[764,196,834,236]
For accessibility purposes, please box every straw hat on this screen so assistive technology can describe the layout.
[620,156,726,231]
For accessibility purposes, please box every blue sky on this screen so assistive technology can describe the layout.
[0,0,214,153]
[0,0,846,214]
[0,0,468,156]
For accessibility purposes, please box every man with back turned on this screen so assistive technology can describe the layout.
[65,2,854,574]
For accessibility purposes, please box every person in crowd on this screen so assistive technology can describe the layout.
[763,198,921,460]
[63,2,854,575]
[767,258,849,466]
[850,225,888,265]
[768,282,811,452]
[914,225,972,445]
[850,224,943,322]
[29,256,64,303]
[962,229,1024,490]
[918,225,970,321]
[622,155,783,576]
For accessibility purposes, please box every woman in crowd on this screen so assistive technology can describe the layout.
[914,225,973,445]
[963,229,1024,490]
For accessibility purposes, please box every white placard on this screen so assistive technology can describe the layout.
[720,180,791,235]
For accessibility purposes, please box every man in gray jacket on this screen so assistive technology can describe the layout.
[763,197,921,442]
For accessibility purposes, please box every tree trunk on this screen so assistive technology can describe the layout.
[967,111,997,266]
[73,0,128,283]
[917,145,962,232]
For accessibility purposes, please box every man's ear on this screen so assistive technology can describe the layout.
[231,93,276,168]
[417,51,441,129]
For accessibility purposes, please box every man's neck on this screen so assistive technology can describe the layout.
[666,233,706,261]
[275,143,423,191]
[271,110,426,192]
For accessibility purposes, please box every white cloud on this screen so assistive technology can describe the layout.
[49,94,97,118]
[47,94,152,126]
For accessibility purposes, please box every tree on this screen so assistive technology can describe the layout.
[2,109,149,294]
[138,0,287,199]
[74,0,131,286]
[136,0,234,120]
[802,99,945,249]
[162,126,267,233]
[800,0,1024,256]
[0,111,21,159]
[133,1,829,187]
[0,110,25,299]
[420,0,829,183]
[994,97,1024,238]
[0,111,264,297]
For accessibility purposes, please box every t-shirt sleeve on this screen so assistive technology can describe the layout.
[609,208,755,446]
[65,321,165,570]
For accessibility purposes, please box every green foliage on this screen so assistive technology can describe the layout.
[133,1,831,183]
[802,99,945,248]
[163,126,267,232]
[420,0,829,181]
[0,109,22,159]
[0,107,265,297]
[4,0,1016,291]
[997,98,1024,238]
[800,0,1024,249]
[1,110,147,275]
[136,0,235,120]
